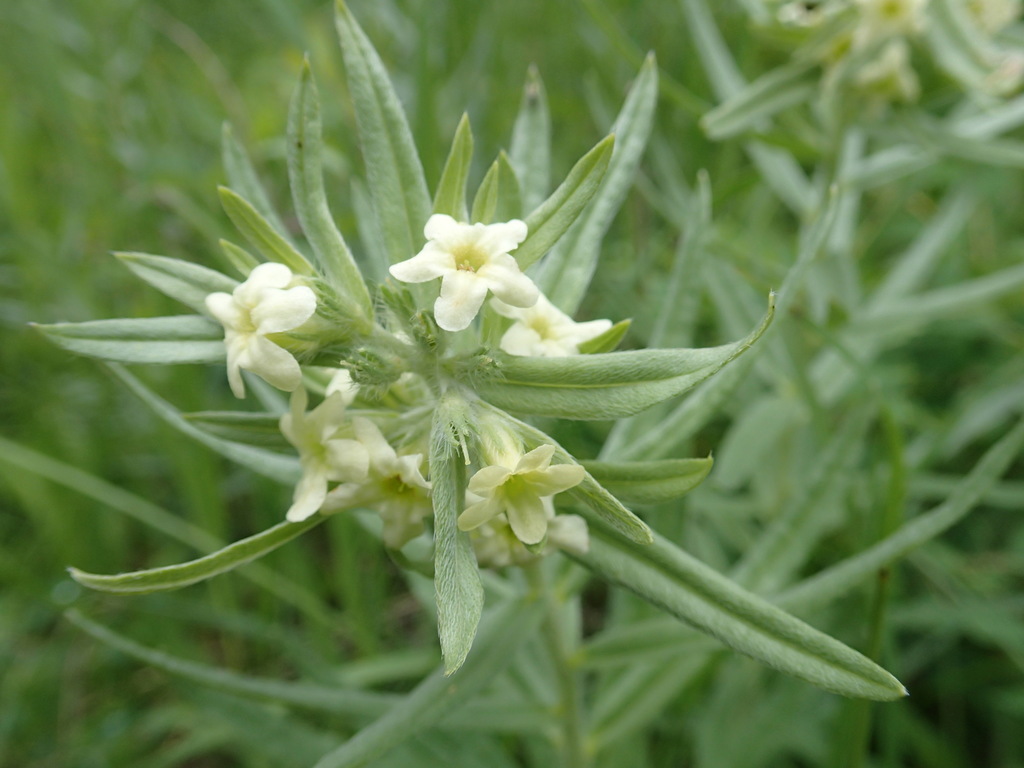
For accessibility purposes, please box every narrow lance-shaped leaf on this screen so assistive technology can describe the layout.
[219,186,315,275]
[34,316,226,365]
[571,522,907,701]
[509,65,551,214]
[116,252,238,313]
[701,61,817,140]
[494,151,523,224]
[470,157,500,226]
[515,134,615,271]
[220,239,261,277]
[433,113,473,221]
[69,516,325,594]
[539,53,659,315]
[582,457,713,506]
[108,364,301,483]
[221,122,292,239]
[312,598,544,768]
[184,411,291,449]
[66,609,397,719]
[577,318,631,354]
[288,60,373,319]
[335,0,431,264]
[430,392,484,675]
[778,418,1024,611]
[471,293,774,420]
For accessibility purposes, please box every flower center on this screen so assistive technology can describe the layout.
[452,242,489,272]
[527,315,555,340]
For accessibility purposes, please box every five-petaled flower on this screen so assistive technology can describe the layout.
[458,444,586,545]
[492,294,613,356]
[280,388,369,522]
[323,417,432,548]
[389,214,538,332]
[205,262,317,398]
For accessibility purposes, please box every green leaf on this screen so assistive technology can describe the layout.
[572,523,907,700]
[494,151,523,223]
[312,598,544,768]
[508,65,551,214]
[218,186,315,275]
[514,134,615,271]
[470,157,500,225]
[287,60,372,318]
[472,294,774,419]
[184,411,290,449]
[538,53,658,315]
[433,113,473,221]
[69,516,324,593]
[219,238,261,277]
[582,457,713,506]
[116,252,238,313]
[221,122,292,239]
[0,437,332,625]
[335,0,431,264]
[577,318,631,354]
[701,61,817,140]
[430,393,484,675]
[469,151,523,226]
[34,316,225,365]
[66,609,397,719]
[108,364,301,483]
[778,418,1024,611]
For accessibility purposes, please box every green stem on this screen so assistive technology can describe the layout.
[526,561,590,768]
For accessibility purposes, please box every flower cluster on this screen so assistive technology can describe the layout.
[198,208,614,560]
[771,0,1022,105]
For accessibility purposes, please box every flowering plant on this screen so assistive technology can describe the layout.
[28,2,944,764]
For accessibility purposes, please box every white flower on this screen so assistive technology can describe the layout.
[853,0,929,46]
[322,418,432,548]
[205,262,316,398]
[458,444,586,545]
[492,294,613,356]
[389,214,538,332]
[280,388,369,522]
[326,368,359,405]
[470,511,590,569]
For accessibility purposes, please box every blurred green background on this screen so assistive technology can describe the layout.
[2,0,1023,766]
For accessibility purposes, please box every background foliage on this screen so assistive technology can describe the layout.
[1,0,1022,766]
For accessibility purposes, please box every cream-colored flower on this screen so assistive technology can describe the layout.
[389,214,537,332]
[322,418,432,548]
[325,368,359,405]
[855,38,920,101]
[458,444,586,545]
[492,294,613,356]
[470,511,590,568]
[205,262,316,398]
[853,0,929,45]
[280,388,369,522]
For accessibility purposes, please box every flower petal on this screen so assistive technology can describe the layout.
[324,438,370,483]
[505,491,549,545]
[423,213,460,242]
[252,286,317,334]
[499,323,544,356]
[467,464,513,495]
[479,254,539,308]
[433,270,489,331]
[458,494,505,532]
[389,244,454,283]
[246,336,303,391]
[352,417,397,472]
[236,262,293,306]
[529,463,587,496]
[477,219,528,254]
[286,465,328,522]
[515,444,557,473]
[205,292,244,329]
